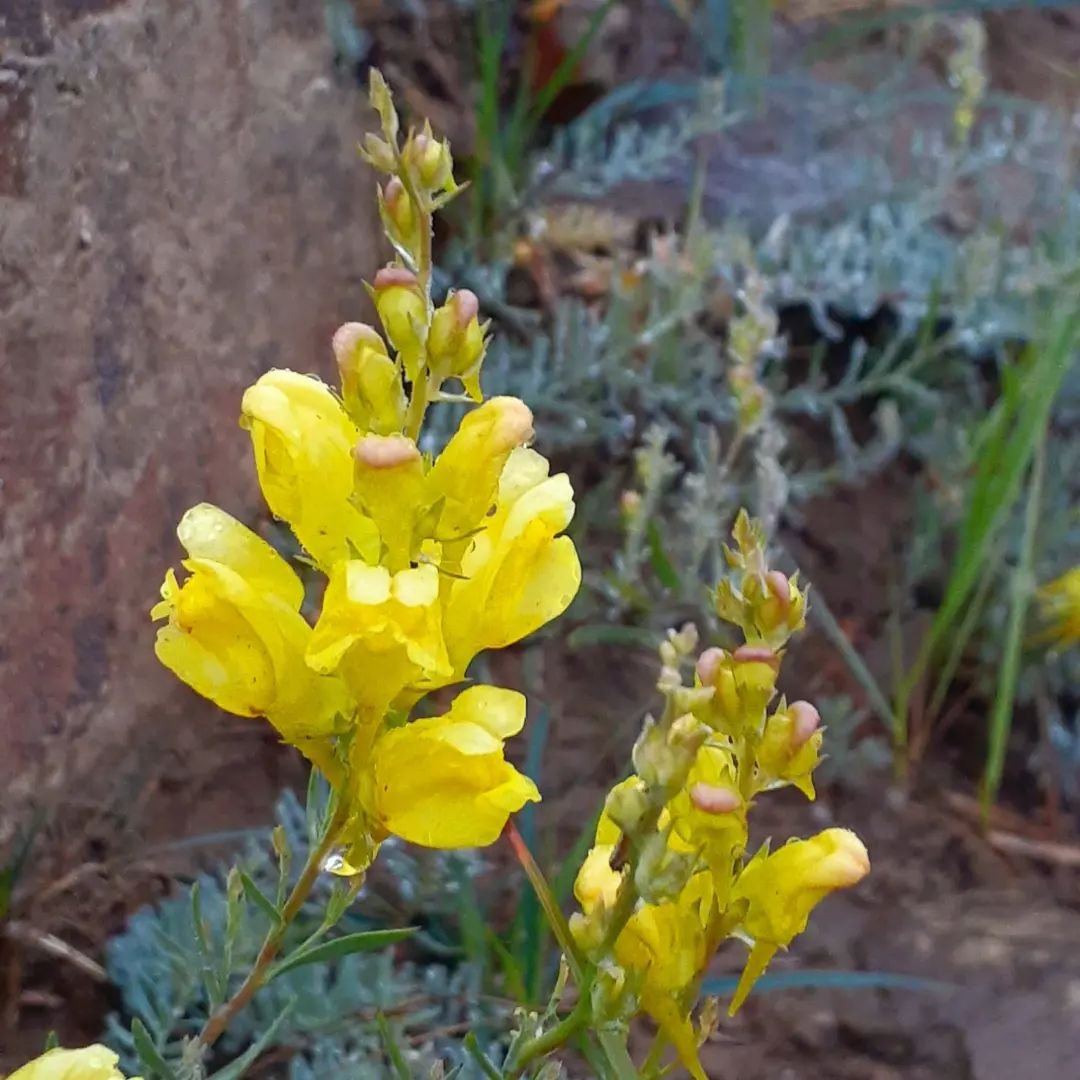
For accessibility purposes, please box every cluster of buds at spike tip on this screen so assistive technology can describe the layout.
[632,712,710,796]
[370,266,427,382]
[332,323,406,435]
[715,509,806,650]
[404,125,455,194]
[427,288,488,399]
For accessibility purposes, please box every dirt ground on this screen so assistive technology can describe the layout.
[3,2,1080,1077]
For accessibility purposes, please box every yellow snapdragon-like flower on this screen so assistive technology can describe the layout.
[1037,566,1080,649]
[360,685,539,848]
[727,827,870,1014]
[307,561,451,715]
[7,1045,139,1080]
[151,504,347,763]
[240,370,379,570]
[440,446,581,677]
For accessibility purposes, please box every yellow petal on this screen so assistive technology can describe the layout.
[177,503,303,609]
[240,370,378,569]
[426,396,535,540]
[368,688,539,848]
[8,1045,130,1080]
[642,993,709,1080]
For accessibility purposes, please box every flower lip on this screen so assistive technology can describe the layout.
[689,782,742,815]
[765,570,791,608]
[789,700,821,748]
[695,646,726,685]
[332,322,385,361]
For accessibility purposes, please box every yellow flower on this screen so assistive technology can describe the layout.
[240,370,379,570]
[572,786,712,1080]
[1037,566,1080,649]
[151,504,347,764]
[727,827,869,1013]
[440,447,581,677]
[7,1045,138,1080]
[361,686,539,847]
[306,560,451,714]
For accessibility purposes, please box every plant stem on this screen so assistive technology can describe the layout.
[506,999,590,1078]
[194,804,348,1052]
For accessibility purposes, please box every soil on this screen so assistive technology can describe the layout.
[3,2,1080,1078]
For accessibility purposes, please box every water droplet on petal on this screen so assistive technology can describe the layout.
[322,850,363,877]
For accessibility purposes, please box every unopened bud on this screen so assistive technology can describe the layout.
[353,434,424,569]
[756,570,807,642]
[408,131,454,190]
[789,700,821,749]
[380,177,419,256]
[427,289,485,387]
[332,322,405,435]
[689,782,742,815]
[732,644,779,667]
[353,433,420,471]
[633,714,707,795]
[373,266,427,380]
[619,490,642,518]
[604,778,652,837]
[696,646,726,687]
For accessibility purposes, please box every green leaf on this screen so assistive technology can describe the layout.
[43,1031,59,1051]
[267,927,415,980]
[190,880,210,953]
[239,871,282,927]
[377,1012,413,1080]
[130,1018,177,1080]
[646,521,681,590]
[207,999,296,1080]
[463,1033,502,1080]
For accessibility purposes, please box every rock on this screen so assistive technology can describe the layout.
[0,1,381,797]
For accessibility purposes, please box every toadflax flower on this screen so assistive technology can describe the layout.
[151,503,348,770]
[7,1045,139,1080]
[727,827,870,1014]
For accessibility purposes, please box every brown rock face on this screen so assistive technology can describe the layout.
[0,1,381,793]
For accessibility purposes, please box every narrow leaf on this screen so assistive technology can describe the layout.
[377,1013,412,1080]
[239,871,283,928]
[131,1018,177,1080]
[268,927,415,980]
[207,999,296,1080]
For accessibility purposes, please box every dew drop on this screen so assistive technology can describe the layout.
[322,850,363,877]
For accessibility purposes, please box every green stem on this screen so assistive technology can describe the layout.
[506,1000,590,1078]
[194,803,349,1051]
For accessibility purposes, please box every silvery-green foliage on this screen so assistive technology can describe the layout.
[103,790,493,1077]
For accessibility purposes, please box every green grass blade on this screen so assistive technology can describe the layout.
[268,927,414,980]
[981,434,1047,815]
[377,1012,413,1080]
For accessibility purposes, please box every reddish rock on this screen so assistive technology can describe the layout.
[0,1,382,794]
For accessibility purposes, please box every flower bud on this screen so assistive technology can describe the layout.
[372,266,427,381]
[634,833,695,905]
[633,714,709,795]
[408,129,454,190]
[332,322,406,435]
[352,434,425,570]
[604,777,652,838]
[361,132,397,173]
[756,699,822,800]
[695,646,725,687]
[427,289,486,395]
[755,570,807,642]
[379,177,420,259]
[689,782,741,815]
[619,489,642,519]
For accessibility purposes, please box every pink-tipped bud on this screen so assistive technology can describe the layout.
[765,570,791,610]
[689,783,742,815]
[374,265,420,291]
[353,434,420,470]
[695,646,726,686]
[428,289,485,378]
[733,644,780,668]
[789,700,821,748]
[332,322,387,365]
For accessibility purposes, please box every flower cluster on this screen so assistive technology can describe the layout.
[150,72,580,871]
[570,512,869,1079]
